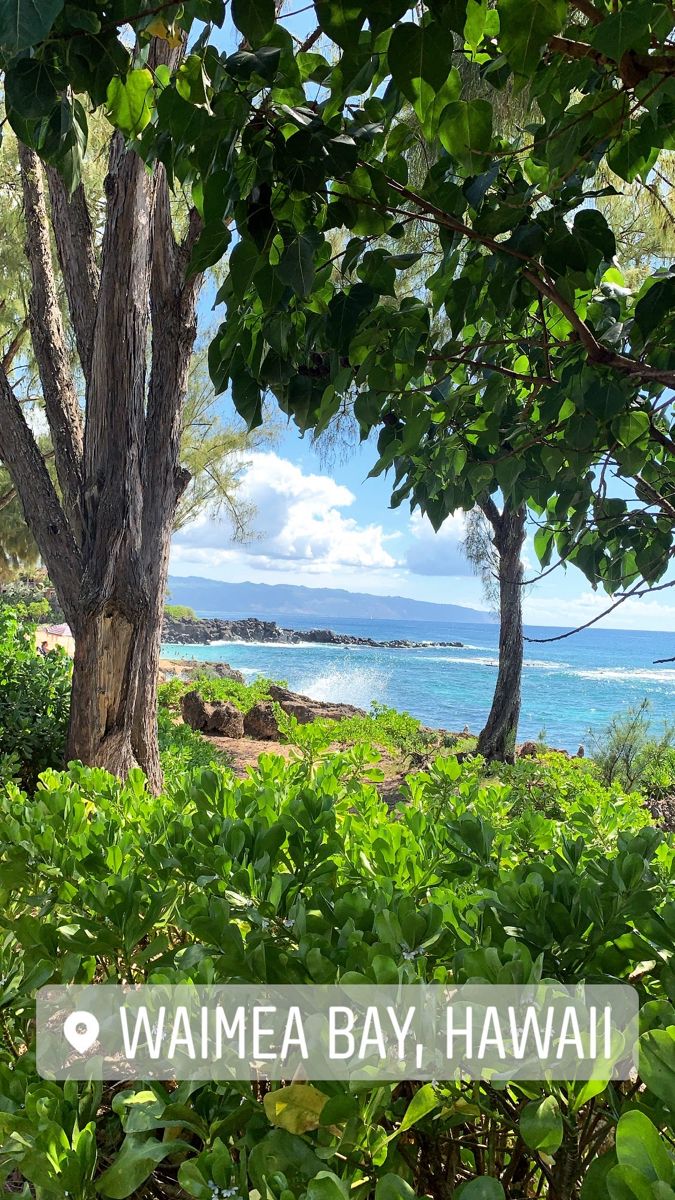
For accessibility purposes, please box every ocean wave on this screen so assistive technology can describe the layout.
[574,666,675,685]
[208,638,321,649]
[295,665,392,709]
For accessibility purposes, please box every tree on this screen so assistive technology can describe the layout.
[2,0,675,784]
[0,26,221,789]
[462,501,526,760]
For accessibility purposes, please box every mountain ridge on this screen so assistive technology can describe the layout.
[166,577,493,624]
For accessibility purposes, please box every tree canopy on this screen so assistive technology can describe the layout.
[2,0,675,612]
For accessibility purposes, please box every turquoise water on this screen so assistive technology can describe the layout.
[162,617,675,751]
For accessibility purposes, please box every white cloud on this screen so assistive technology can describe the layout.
[172,451,398,574]
[405,511,476,577]
[524,588,675,632]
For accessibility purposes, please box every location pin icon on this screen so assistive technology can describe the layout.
[63,1011,100,1055]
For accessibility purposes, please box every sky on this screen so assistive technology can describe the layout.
[170,403,675,631]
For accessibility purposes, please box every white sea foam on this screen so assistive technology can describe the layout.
[295,664,392,709]
[208,638,320,649]
[574,666,675,685]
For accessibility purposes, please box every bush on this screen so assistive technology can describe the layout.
[158,708,231,780]
[0,606,71,787]
[158,672,283,715]
[165,603,198,620]
[589,699,675,796]
[0,748,673,1199]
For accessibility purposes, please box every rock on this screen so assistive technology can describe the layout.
[519,741,538,758]
[181,690,210,731]
[207,703,245,738]
[576,745,585,758]
[180,691,244,737]
[268,684,364,724]
[162,612,465,651]
[644,794,675,832]
[244,701,280,740]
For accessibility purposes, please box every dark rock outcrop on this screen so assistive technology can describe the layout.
[243,701,279,740]
[163,613,463,650]
[268,684,364,724]
[181,691,245,738]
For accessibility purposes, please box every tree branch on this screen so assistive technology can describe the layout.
[18,144,84,543]
[571,0,604,25]
[46,167,100,386]
[1,320,29,373]
[0,366,82,622]
[84,131,154,596]
[143,170,203,545]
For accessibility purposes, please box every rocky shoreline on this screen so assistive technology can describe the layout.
[162,613,463,650]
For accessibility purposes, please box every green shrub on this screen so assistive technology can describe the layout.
[590,699,675,796]
[0,749,673,1199]
[158,708,231,780]
[159,672,283,715]
[165,603,198,620]
[0,605,71,787]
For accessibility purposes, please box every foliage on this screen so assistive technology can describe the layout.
[0,604,71,787]
[0,747,673,1198]
[590,699,675,795]
[278,700,435,760]
[159,672,282,715]
[3,6,674,612]
[164,603,198,620]
[485,748,648,823]
[158,709,231,781]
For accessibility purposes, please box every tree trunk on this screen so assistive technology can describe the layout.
[476,503,526,763]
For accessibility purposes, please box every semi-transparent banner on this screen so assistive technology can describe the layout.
[37,983,639,1081]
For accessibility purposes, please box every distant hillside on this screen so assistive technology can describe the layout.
[166,577,493,624]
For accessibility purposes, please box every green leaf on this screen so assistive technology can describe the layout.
[306,1172,349,1200]
[439,99,493,172]
[388,22,459,139]
[497,0,566,77]
[639,1029,675,1109]
[455,1179,506,1199]
[315,0,365,48]
[96,1136,184,1198]
[5,57,59,120]
[187,224,232,276]
[634,276,675,340]
[607,1164,659,1200]
[519,1096,563,1154]
[615,1111,673,1184]
[279,234,316,298]
[374,1176,418,1200]
[590,5,651,62]
[464,0,489,51]
[611,411,650,447]
[581,1150,617,1200]
[106,69,155,137]
[0,0,64,52]
[399,1084,439,1132]
[263,1084,328,1134]
[231,0,275,43]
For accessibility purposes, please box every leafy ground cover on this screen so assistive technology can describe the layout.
[1,738,675,1198]
[2,608,675,1197]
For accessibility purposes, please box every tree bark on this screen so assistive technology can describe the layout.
[476,502,526,763]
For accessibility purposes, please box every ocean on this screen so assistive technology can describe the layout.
[162,617,675,752]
